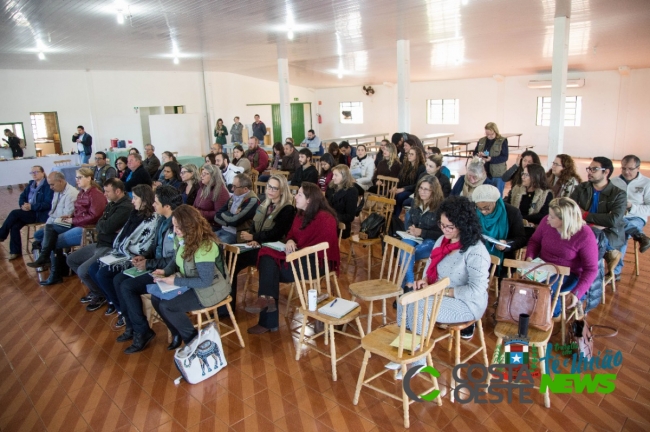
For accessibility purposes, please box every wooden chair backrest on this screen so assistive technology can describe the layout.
[270,170,290,179]
[489,255,501,288]
[286,242,332,310]
[379,236,415,287]
[376,175,399,199]
[254,181,267,196]
[365,195,395,237]
[250,169,259,185]
[289,185,299,195]
[220,243,240,284]
[501,259,571,313]
[396,278,449,358]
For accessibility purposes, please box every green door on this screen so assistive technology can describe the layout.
[271,103,310,145]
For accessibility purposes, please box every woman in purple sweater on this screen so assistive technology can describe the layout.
[525,197,599,317]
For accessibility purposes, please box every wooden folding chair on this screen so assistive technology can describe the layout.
[270,170,290,179]
[353,278,448,428]
[288,242,364,381]
[250,169,259,185]
[24,223,45,257]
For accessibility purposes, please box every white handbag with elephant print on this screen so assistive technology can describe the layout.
[173,322,227,384]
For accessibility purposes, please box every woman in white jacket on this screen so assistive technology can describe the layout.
[350,144,375,194]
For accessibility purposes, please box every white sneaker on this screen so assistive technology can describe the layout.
[385,361,401,370]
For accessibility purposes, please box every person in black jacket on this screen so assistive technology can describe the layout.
[124,153,152,195]
[391,146,426,219]
[72,125,92,164]
[291,148,319,188]
[326,165,359,239]
[233,175,296,309]
[112,186,183,353]
[67,178,134,311]
[426,155,452,198]
[2,129,23,158]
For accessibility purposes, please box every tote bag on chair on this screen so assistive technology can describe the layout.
[174,322,227,384]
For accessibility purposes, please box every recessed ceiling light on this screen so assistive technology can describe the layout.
[38,52,45,60]
[287,30,294,40]
[117,12,124,24]
[173,57,179,65]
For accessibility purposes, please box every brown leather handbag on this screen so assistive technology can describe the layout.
[568,302,618,360]
[495,263,561,332]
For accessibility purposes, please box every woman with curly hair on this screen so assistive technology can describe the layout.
[392,196,491,368]
[505,163,553,239]
[151,205,230,350]
[547,154,582,198]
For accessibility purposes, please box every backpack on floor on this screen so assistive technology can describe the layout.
[174,322,227,385]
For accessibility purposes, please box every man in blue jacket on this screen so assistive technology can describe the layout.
[0,166,52,259]
[72,125,93,164]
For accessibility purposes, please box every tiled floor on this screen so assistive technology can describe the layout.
[1,155,650,431]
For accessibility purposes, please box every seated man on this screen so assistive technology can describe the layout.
[215,152,243,191]
[282,140,300,181]
[214,174,260,244]
[211,142,223,155]
[124,153,152,196]
[113,185,182,354]
[338,141,353,166]
[67,178,134,311]
[610,154,650,279]
[0,166,52,259]
[143,144,161,178]
[93,151,116,190]
[245,137,270,173]
[291,148,319,188]
[300,129,323,156]
[570,156,627,272]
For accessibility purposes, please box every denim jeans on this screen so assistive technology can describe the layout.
[34,226,83,249]
[394,190,412,220]
[492,177,505,197]
[81,152,91,164]
[215,229,237,244]
[548,273,580,317]
[401,238,436,285]
[0,209,39,254]
[614,216,646,275]
[88,261,122,311]
[113,271,152,334]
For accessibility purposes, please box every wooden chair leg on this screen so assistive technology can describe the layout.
[382,299,387,326]
[296,315,308,361]
[353,350,371,405]
[426,353,443,406]
[367,245,372,280]
[450,330,461,403]
[401,363,410,428]
[367,301,374,335]
[329,323,337,381]
[477,319,489,367]
[635,240,640,276]
[285,283,295,318]
[487,336,504,387]
[226,302,245,348]
[602,278,606,305]
[347,242,354,266]
[538,344,550,408]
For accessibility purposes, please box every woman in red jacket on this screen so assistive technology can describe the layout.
[245,182,340,334]
[29,167,107,268]
[193,163,229,230]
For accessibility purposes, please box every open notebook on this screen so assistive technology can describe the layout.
[396,231,423,244]
[318,298,359,319]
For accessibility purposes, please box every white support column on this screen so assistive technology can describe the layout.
[397,40,410,132]
[278,58,292,142]
[547,16,570,167]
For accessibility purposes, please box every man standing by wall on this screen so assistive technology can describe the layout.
[611,154,650,279]
[252,114,267,143]
[72,125,92,164]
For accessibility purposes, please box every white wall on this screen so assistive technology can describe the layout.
[314,68,650,161]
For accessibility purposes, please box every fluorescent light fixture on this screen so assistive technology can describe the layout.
[38,52,45,60]
[173,57,179,65]
[527,79,585,89]
[338,72,343,79]
[287,30,294,40]
[117,12,124,24]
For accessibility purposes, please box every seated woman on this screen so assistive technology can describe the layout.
[259,142,285,183]
[472,184,527,264]
[0,166,52,259]
[87,184,158,326]
[115,156,129,181]
[151,205,231,349]
[327,141,347,166]
[505,163,553,239]
[425,155,451,198]
[154,161,182,189]
[350,144,375,193]
[317,153,335,192]
[178,163,200,205]
[326,164,359,239]
[244,182,339,334]
[394,196,490,365]
[546,153,582,198]
[230,175,296,311]
[193,163,230,230]
[232,145,251,174]
[501,150,540,188]
[154,151,178,181]
[391,146,426,218]
[428,147,451,179]
[29,167,107,269]
[205,153,217,166]
[526,197,599,317]
[368,142,401,194]
[451,157,496,199]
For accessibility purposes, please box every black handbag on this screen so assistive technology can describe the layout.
[359,212,385,239]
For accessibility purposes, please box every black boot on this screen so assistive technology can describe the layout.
[28,227,56,269]
[116,327,134,342]
[167,334,182,351]
[124,329,156,354]
[40,250,64,286]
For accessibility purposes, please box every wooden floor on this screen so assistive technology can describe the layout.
[1,155,650,432]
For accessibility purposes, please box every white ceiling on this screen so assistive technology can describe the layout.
[1,0,649,88]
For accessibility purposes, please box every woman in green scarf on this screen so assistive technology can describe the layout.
[472,184,527,262]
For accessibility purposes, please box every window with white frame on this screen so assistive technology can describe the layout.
[339,102,363,124]
[427,99,459,124]
[536,96,582,126]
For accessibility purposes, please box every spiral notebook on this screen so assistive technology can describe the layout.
[318,298,359,319]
